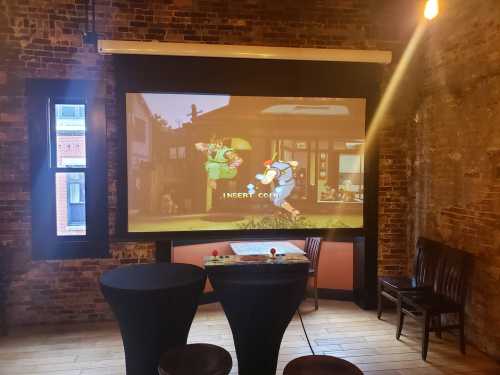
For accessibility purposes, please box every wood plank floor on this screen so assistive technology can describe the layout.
[0,300,499,374]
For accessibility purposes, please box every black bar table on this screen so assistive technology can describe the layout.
[100,263,206,375]
[205,254,309,375]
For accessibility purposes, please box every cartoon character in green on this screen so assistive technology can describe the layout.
[195,137,243,190]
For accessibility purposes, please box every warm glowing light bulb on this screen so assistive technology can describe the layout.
[424,0,439,20]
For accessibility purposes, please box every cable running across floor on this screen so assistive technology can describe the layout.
[297,308,315,355]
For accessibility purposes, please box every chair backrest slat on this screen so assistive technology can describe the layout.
[304,237,322,271]
[434,246,471,304]
[414,238,443,287]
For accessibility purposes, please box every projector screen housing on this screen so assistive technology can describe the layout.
[98,40,392,64]
[115,55,381,242]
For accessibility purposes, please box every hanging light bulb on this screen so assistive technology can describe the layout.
[424,0,439,20]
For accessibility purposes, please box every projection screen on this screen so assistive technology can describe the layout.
[126,93,366,233]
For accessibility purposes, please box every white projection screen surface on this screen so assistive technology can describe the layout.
[126,93,366,233]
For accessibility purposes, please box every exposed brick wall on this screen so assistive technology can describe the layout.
[409,0,500,359]
[0,0,418,326]
[377,59,420,277]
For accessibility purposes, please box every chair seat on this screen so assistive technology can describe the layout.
[380,276,432,292]
[158,343,232,375]
[401,292,461,314]
[284,355,363,375]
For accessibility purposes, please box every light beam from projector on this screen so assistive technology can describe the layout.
[364,20,428,151]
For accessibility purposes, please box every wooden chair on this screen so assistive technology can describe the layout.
[377,237,442,319]
[304,237,322,310]
[396,246,471,360]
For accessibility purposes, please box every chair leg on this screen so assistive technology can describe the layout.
[302,277,310,303]
[459,310,466,354]
[0,304,6,336]
[314,276,319,311]
[377,282,383,319]
[434,315,442,339]
[396,298,404,340]
[422,312,431,361]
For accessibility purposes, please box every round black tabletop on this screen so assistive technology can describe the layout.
[100,263,206,375]
[100,263,205,291]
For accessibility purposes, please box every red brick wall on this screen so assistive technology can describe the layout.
[409,0,500,359]
[0,0,417,324]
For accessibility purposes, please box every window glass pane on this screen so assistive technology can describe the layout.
[177,146,186,159]
[295,141,307,150]
[345,141,363,150]
[55,172,86,236]
[55,104,86,168]
[339,154,361,173]
[338,154,363,202]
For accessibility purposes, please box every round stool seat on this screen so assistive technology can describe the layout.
[284,355,363,375]
[158,343,232,375]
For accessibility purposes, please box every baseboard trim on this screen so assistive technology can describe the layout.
[199,288,353,305]
[317,288,354,301]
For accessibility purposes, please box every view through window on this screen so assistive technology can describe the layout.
[54,103,87,236]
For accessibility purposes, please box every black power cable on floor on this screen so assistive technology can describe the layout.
[297,309,315,355]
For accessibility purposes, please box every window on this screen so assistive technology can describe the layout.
[338,154,364,201]
[53,103,87,236]
[56,103,85,119]
[28,80,108,260]
[177,146,186,159]
[66,173,86,227]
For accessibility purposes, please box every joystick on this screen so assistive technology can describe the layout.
[270,248,276,258]
[212,249,219,260]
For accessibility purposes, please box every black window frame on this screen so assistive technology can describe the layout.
[27,79,108,260]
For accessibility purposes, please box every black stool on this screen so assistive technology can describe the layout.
[284,355,363,375]
[158,343,232,375]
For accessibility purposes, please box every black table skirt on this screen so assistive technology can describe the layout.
[207,263,309,375]
[100,263,206,375]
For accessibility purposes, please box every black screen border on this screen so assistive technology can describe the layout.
[114,55,381,244]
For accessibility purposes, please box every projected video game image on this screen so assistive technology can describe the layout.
[126,93,366,232]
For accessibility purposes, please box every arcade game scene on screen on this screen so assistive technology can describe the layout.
[126,93,366,232]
